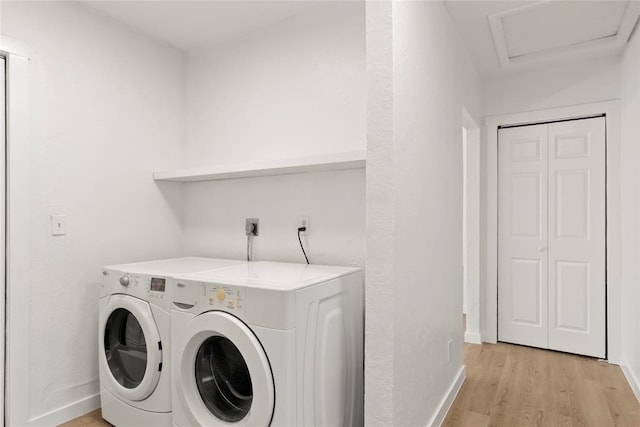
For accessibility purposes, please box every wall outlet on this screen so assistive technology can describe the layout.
[447,339,453,362]
[51,214,67,236]
[245,218,259,236]
[298,215,310,235]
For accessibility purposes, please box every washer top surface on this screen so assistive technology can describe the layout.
[176,261,360,290]
[104,257,243,275]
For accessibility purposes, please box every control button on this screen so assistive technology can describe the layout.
[217,288,226,302]
[119,275,130,287]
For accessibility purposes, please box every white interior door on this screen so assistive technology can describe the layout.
[498,123,549,349]
[547,118,606,358]
[498,117,606,358]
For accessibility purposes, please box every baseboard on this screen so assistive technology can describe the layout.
[426,365,466,427]
[28,392,101,426]
[620,356,640,405]
[464,331,482,344]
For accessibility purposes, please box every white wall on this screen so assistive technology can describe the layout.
[484,56,621,117]
[182,2,366,267]
[620,24,640,400]
[2,2,185,424]
[185,2,365,167]
[183,169,365,266]
[365,1,482,424]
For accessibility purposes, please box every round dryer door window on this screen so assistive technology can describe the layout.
[178,311,274,426]
[195,336,253,422]
[104,308,148,388]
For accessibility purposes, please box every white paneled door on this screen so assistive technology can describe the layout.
[498,117,606,358]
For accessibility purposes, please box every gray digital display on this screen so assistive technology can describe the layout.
[150,277,166,292]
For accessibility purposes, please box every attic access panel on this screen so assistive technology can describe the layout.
[489,0,640,69]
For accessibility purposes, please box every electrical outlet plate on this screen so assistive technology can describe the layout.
[245,218,259,236]
[298,215,310,235]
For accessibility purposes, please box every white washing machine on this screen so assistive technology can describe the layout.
[171,261,364,427]
[99,257,243,427]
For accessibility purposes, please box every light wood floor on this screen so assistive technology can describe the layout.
[443,342,640,427]
[59,409,110,427]
[62,343,640,427]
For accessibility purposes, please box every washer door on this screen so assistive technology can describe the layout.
[179,311,274,425]
[99,294,162,402]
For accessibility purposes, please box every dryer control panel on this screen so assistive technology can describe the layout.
[202,284,244,311]
[171,280,246,316]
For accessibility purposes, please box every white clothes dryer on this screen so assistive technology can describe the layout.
[99,257,242,427]
[171,261,364,427]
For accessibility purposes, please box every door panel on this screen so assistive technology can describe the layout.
[548,117,606,358]
[498,124,548,348]
[555,170,590,239]
[555,261,589,331]
[511,172,543,238]
[510,258,542,325]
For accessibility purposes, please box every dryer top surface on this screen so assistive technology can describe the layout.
[104,257,243,276]
[176,261,360,291]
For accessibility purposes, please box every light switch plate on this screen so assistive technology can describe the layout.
[51,215,67,236]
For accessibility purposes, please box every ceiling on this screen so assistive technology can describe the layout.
[76,1,639,77]
[77,1,321,52]
[445,0,640,79]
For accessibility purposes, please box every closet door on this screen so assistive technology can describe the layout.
[498,117,606,358]
[498,124,549,348]
[547,117,606,358]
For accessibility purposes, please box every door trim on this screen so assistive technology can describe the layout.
[483,100,621,364]
[1,36,34,427]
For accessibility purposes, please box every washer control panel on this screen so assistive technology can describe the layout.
[202,283,244,311]
[145,276,166,300]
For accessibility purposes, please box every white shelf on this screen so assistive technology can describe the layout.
[153,150,366,183]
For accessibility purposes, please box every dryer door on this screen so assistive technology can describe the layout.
[178,311,274,426]
[99,294,162,402]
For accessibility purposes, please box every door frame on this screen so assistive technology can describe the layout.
[483,100,621,364]
[1,35,32,426]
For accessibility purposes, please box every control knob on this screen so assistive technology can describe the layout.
[119,274,130,287]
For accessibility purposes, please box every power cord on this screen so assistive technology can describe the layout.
[297,227,309,264]
[246,235,252,261]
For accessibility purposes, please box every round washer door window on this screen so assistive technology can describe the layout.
[195,336,253,422]
[104,308,147,388]
[99,294,162,402]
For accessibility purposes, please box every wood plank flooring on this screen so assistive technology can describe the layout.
[62,343,640,427]
[59,409,111,427]
[443,342,640,427]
